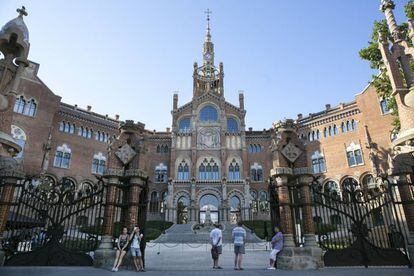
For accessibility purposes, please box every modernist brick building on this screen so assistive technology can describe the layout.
[1,9,396,225]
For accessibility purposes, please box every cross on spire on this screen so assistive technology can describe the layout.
[204,9,212,42]
[205,9,212,22]
[17,6,28,17]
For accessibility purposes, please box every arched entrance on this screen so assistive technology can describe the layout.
[229,196,241,224]
[199,194,219,223]
[177,196,189,224]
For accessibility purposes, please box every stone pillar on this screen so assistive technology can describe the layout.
[128,176,143,229]
[275,174,323,270]
[221,181,229,222]
[0,165,24,265]
[94,176,118,268]
[189,181,196,222]
[396,175,414,266]
[275,175,295,247]
[298,175,316,247]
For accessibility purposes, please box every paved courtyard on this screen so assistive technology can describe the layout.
[0,246,412,275]
[0,266,411,276]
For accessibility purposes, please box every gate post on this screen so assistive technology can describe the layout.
[94,173,122,268]
[0,169,24,265]
[395,174,414,266]
[126,172,147,230]
[274,174,295,246]
[298,175,316,246]
[270,119,323,269]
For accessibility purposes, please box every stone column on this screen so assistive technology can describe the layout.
[128,177,144,228]
[275,175,295,247]
[220,181,228,222]
[298,175,316,247]
[275,174,323,270]
[0,165,24,265]
[396,175,414,266]
[94,176,119,268]
[189,181,196,222]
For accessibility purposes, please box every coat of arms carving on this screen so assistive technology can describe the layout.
[281,142,302,163]
[115,143,136,165]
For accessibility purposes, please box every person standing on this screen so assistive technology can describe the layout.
[232,221,246,270]
[267,226,283,270]
[210,223,223,269]
[130,226,145,272]
[111,227,130,272]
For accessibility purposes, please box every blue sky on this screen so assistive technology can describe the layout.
[0,1,409,131]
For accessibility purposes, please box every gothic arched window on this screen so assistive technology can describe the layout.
[227,118,238,133]
[155,163,168,183]
[149,191,159,212]
[351,119,357,131]
[250,163,263,182]
[198,158,219,180]
[333,125,339,135]
[178,118,191,133]
[13,96,26,114]
[362,174,376,190]
[91,152,106,175]
[380,98,390,114]
[324,181,341,203]
[228,159,240,180]
[54,144,71,169]
[24,99,37,117]
[177,160,190,180]
[199,105,218,122]
[341,122,346,133]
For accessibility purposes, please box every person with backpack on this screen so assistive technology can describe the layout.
[232,221,246,270]
[210,223,223,269]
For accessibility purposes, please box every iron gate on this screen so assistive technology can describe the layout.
[1,175,105,266]
[311,176,412,267]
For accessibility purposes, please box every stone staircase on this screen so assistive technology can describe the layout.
[153,222,263,243]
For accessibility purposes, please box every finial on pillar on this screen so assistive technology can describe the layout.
[17,6,28,17]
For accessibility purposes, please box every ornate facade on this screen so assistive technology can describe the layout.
[0,7,401,225]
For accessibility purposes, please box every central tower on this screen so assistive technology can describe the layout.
[193,9,224,98]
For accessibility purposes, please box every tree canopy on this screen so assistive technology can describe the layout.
[359,0,414,131]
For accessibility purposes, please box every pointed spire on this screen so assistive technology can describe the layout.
[205,9,212,42]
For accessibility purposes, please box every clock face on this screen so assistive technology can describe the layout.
[204,53,212,60]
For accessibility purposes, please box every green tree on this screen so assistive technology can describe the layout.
[358,1,414,132]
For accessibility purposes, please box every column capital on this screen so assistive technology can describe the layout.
[124,169,148,179]
[103,168,123,178]
[380,0,395,12]
[270,167,293,177]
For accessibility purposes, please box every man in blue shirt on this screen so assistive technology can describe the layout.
[232,221,247,270]
[267,226,283,270]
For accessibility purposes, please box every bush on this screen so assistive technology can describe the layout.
[144,221,173,241]
[243,220,273,240]
[315,223,337,235]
